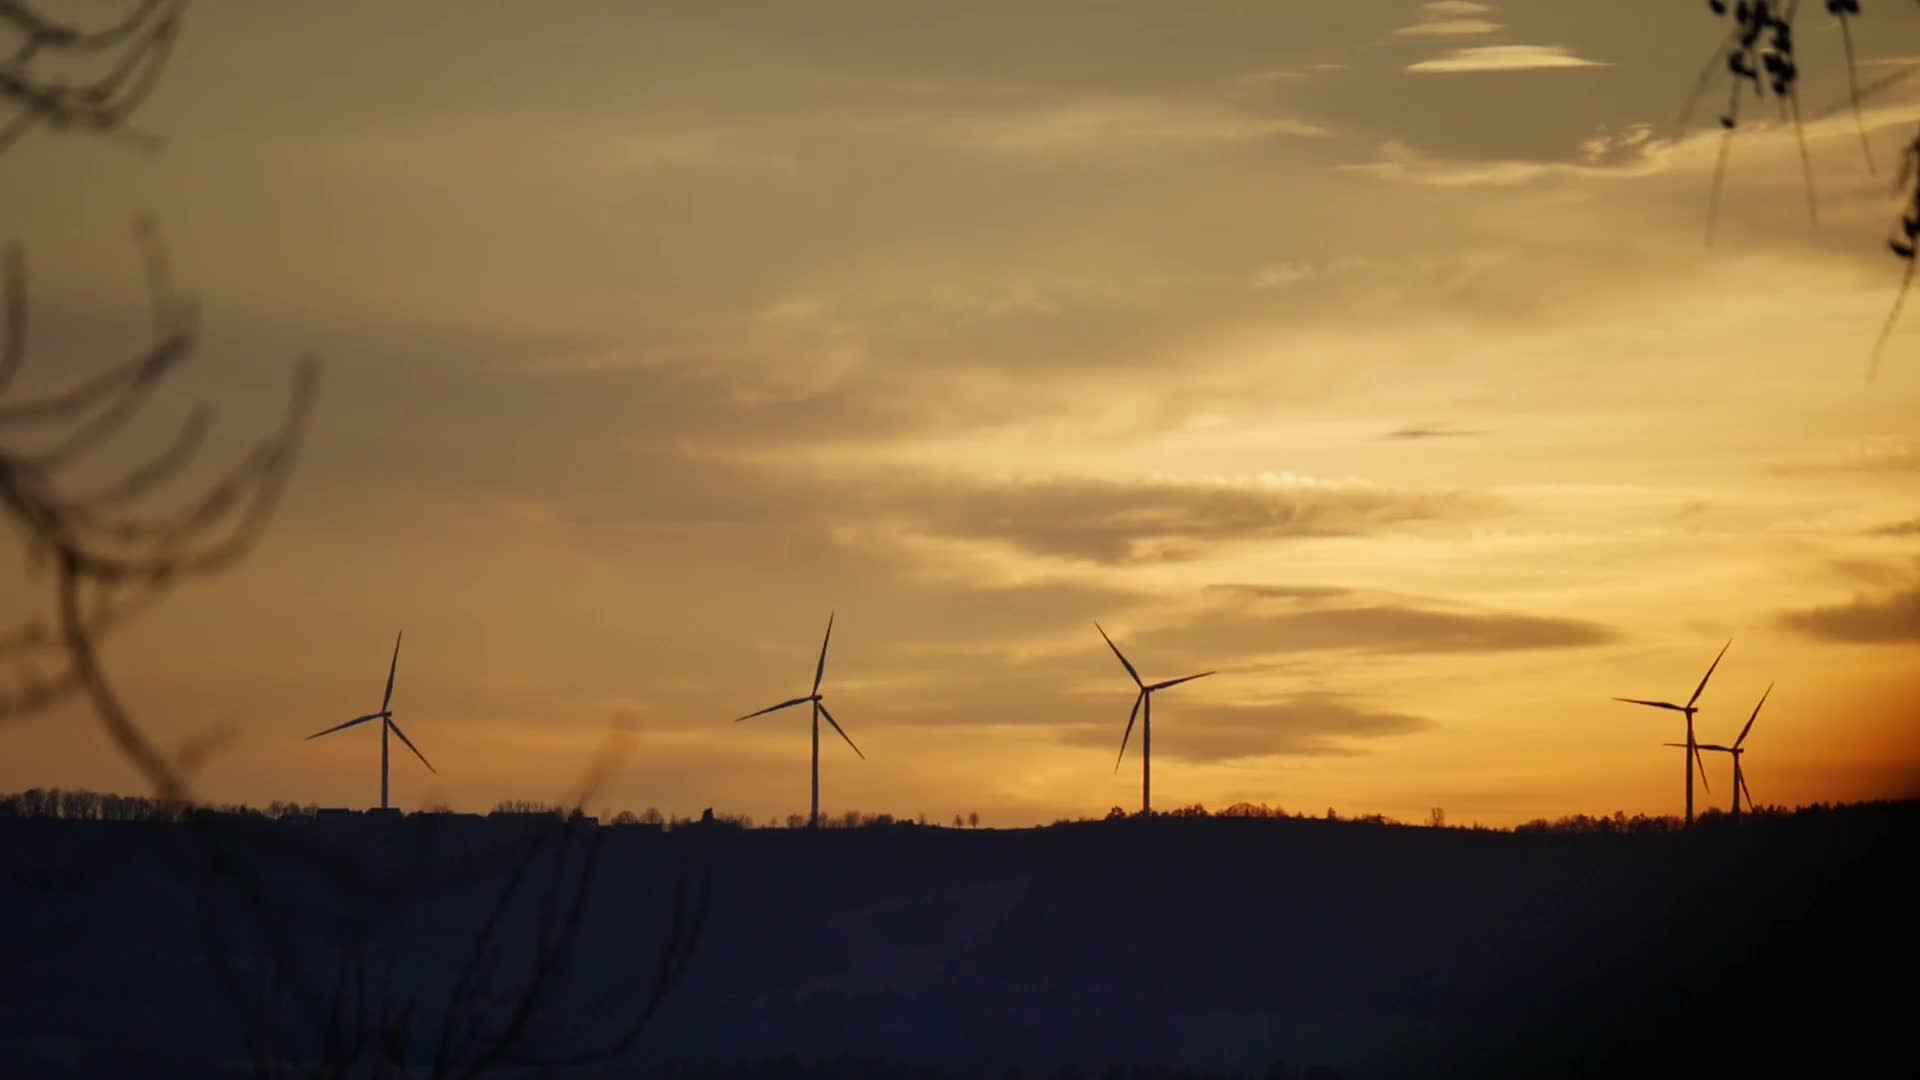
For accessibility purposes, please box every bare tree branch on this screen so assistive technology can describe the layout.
[0,222,317,809]
[0,0,185,155]
[1682,1,1914,379]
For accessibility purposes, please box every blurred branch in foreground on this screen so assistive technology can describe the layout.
[0,219,317,803]
[0,0,185,155]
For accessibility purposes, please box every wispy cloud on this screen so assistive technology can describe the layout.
[1395,1,1500,37]
[1407,45,1611,74]
[1058,694,1433,763]
[1337,97,1920,199]
[849,470,1503,565]
[1867,517,1920,537]
[1142,601,1618,658]
[1774,437,1920,476]
[1229,68,1313,90]
[1110,586,1619,671]
[1578,123,1656,164]
[1205,584,1355,603]
[1397,19,1501,37]
[491,298,865,406]
[1383,423,1487,441]
[1337,136,1662,187]
[933,93,1329,157]
[1780,585,1920,643]
[1247,255,1370,291]
[1248,261,1317,290]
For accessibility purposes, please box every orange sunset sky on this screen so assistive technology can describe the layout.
[2,1,1917,827]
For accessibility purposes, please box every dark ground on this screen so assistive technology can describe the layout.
[2,803,1915,1078]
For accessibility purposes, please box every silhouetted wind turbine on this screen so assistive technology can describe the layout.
[305,631,435,810]
[1098,623,1212,817]
[1615,639,1730,824]
[1671,681,1771,818]
[734,613,863,828]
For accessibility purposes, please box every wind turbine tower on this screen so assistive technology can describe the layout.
[1097,623,1213,817]
[306,631,436,810]
[1614,639,1730,824]
[1673,681,1771,818]
[735,613,864,828]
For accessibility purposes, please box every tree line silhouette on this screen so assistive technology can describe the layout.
[0,787,976,832]
[4,785,1872,837]
[592,1057,1349,1080]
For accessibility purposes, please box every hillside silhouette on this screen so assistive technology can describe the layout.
[1,800,1913,1077]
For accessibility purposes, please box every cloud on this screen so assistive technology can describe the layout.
[1142,601,1618,659]
[1058,694,1433,763]
[1247,255,1371,291]
[1827,558,1920,591]
[931,93,1329,158]
[1336,137,1663,188]
[1395,2,1501,38]
[1249,261,1317,290]
[1383,423,1487,440]
[1868,518,1920,537]
[1779,586,1920,643]
[1406,45,1612,74]
[1229,69,1312,90]
[1396,19,1501,37]
[851,470,1503,565]
[1773,438,1920,476]
[489,298,866,407]
[403,433,1502,592]
[1578,123,1656,165]
[1204,584,1355,602]
[1119,585,1620,668]
[871,579,1152,653]
[1341,93,1920,196]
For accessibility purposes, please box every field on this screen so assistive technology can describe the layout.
[2,803,1914,1077]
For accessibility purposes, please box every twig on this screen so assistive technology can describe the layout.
[1834,6,1875,172]
[0,0,185,156]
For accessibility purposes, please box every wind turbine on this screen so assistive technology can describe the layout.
[306,631,435,810]
[1670,681,1771,818]
[734,613,863,828]
[1614,639,1730,824]
[1097,623,1213,817]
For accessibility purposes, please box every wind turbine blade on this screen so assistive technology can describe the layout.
[1738,767,1755,813]
[817,701,863,760]
[734,696,814,722]
[1095,623,1143,688]
[1686,639,1732,710]
[386,717,435,774]
[1114,690,1144,773]
[1735,682,1771,749]
[1665,743,1731,752]
[1693,743,1711,795]
[813,612,834,696]
[1614,697,1686,713]
[381,630,403,713]
[1149,671,1214,692]
[305,712,384,740]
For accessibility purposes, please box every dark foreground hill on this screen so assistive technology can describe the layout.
[2,804,1914,1078]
